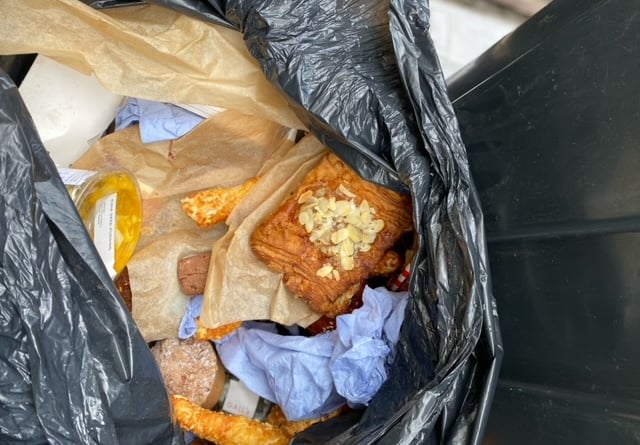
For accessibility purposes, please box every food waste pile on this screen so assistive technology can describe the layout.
[67,98,417,445]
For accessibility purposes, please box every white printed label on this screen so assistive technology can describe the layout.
[93,193,117,278]
[221,379,260,418]
[57,167,96,186]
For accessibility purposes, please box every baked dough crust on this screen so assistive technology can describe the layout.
[182,177,259,228]
[250,153,412,317]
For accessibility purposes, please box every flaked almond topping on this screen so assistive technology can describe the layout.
[362,230,377,245]
[298,210,310,227]
[338,184,356,198]
[316,264,334,277]
[335,200,350,216]
[347,224,362,242]
[328,196,337,211]
[318,198,330,214]
[302,211,315,233]
[301,184,384,280]
[309,227,326,243]
[341,238,355,257]
[330,227,349,244]
[341,256,355,271]
[371,219,385,233]
[298,190,314,204]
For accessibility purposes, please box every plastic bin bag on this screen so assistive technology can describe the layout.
[132,1,502,443]
[0,0,503,443]
[0,72,183,444]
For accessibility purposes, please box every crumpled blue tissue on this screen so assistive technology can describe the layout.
[179,295,204,340]
[115,98,204,143]
[215,286,409,421]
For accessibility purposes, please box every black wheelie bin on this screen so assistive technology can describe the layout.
[449,0,640,443]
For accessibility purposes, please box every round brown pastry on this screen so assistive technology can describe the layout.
[151,338,226,409]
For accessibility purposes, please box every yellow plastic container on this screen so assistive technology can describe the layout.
[58,167,143,278]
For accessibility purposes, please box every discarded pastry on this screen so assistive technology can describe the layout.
[250,153,413,317]
[172,395,342,445]
[177,252,212,296]
[151,338,225,410]
[194,320,243,342]
[182,177,259,229]
[172,395,290,445]
[306,249,405,335]
[264,404,343,438]
[113,266,133,312]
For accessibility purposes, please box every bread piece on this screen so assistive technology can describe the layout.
[151,338,225,409]
[250,153,412,317]
[178,252,212,296]
[265,404,343,438]
[114,266,132,312]
[172,395,290,445]
[172,395,340,445]
[182,177,259,229]
[373,250,402,276]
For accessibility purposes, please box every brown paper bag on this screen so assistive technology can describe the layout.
[3,1,329,341]
[73,109,325,341]
[200,135,328,329]
[0,0,302,129]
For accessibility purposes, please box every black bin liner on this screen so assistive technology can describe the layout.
[0,73,183,444]
[2,0,502,443]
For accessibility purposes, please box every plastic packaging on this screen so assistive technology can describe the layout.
[0,70,182,445]
[215,372,274,421]
[59,167,143,278]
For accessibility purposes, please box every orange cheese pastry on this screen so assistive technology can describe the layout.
[194,320,242,342]
[172,395,289,445]
[182,177,259,228]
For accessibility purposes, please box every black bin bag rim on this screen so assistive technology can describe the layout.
[0,71,183,444]
[90,0,502,443]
